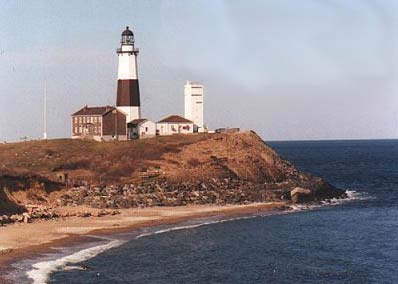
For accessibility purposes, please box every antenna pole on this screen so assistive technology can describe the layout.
[43,73,47,140]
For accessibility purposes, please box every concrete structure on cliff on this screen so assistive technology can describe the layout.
[184,81,204,133]
[71,27,206,141]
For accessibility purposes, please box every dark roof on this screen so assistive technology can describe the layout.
[72,106,116,116]
[122,26,134,36]
[128,118,147,125]
[158,115,193,123]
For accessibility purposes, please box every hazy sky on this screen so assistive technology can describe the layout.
[0,0,397,141]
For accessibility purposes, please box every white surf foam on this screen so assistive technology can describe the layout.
[344,190,370,201]
[135,216,253,239]
[26,239,124,284]
[328,190,371,204]
[290,190,369,212]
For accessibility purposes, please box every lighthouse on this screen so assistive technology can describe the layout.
[116,26,141,122]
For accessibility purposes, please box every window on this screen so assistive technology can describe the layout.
[145,127,148,132]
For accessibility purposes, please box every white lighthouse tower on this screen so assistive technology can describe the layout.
[116,26,141,122]
[184,81,204,132]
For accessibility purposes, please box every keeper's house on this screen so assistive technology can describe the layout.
[128,119,156,139]
[156,115,194,136]
[71,106,127,141]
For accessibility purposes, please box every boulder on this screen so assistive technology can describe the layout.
[77,211,92,218]
[22,212,31,223]
[290,187,312,203]
[10,214,21,223]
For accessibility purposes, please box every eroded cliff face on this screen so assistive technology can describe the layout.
[154,131,345,202]
[0,131,346,217]
[0,172,63,215]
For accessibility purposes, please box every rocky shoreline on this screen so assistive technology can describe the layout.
[0,177,345,227]
[59,177,345,209]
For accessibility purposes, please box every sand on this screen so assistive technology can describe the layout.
[0,202,287,279]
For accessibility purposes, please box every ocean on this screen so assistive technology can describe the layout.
[12,140,398,283]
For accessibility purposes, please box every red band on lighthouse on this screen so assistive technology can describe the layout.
[117,79,140,107]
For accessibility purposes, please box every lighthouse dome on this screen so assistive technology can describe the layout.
[122,26,134,36]
[121,26,134,45]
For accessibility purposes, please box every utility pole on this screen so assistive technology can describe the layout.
[42,50,48,140]
[43,78,47,140]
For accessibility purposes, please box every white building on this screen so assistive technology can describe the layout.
[128,119,156,139]
[157,115,194,136]
[184,81,204,132]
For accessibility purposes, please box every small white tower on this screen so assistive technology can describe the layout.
[116,26,141,122]
[184,81,204,132]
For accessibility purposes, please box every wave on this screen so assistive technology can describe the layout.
[26,239,124,284]
[135,215,256,240]
[289,190,370,212]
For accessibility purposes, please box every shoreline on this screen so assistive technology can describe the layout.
[0,202,288,282]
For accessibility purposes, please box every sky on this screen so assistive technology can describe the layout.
[0,0,397,141]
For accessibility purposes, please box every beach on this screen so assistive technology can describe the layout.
[0,202,287,281]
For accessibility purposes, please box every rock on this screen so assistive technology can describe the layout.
[94,209,111,217]
[0,248,13,255]
[77,211,92,218]
[22,213,31,223]
[111,210,120,215]
[291,187,312,203]
[10,214,20,223]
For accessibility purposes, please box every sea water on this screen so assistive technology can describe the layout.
[21,140,398,283]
